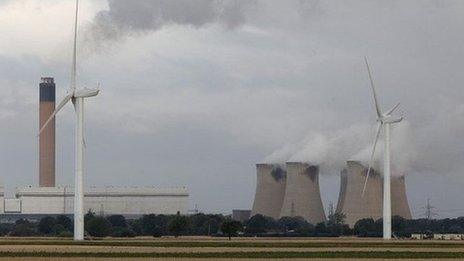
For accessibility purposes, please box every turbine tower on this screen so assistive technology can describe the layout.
[38,0,99,241]
[362,57,403,240]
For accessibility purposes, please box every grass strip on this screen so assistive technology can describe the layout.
[0,240,462,249]
[0,251,463,258]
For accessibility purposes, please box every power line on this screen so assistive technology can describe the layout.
[420,198,438,219]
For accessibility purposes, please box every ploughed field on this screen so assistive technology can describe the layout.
[0,237,463,260]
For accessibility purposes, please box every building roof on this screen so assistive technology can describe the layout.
[15,186,188,197]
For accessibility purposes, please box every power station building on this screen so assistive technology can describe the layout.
[1,186,188,217]
[0,77,190,220]
[336,161,411,226]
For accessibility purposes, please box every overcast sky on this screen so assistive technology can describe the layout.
[0,0,463,218]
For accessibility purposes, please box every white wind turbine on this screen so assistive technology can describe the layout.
[38,0,99,241]
[361,57,403,240]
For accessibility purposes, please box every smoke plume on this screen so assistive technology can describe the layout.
[84,0,254,46]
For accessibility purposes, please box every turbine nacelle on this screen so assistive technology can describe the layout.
[379,115,403,124]
[380,102,403,123]
[74,88,100,98]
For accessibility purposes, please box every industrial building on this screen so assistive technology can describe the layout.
[336,161,411,226]
[251,164,286,219]
[0,77,190,220]
[2,186,188,217]
[232,209,251,222]
[280,162,326,224]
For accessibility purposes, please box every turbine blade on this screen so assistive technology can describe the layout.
[362,122,382,196]
[386,102,400,116]
[365,57,382,118]
[70,0,79,92]
[38,94,73,136]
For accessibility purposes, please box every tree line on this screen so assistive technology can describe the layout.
[1,211,463,238]
[0,211,240,239]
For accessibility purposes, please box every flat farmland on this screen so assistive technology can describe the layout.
[0,237,463,260]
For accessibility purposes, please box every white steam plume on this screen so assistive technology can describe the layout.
[263,121,417,177]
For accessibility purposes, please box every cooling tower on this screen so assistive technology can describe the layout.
[391,175,412,219]
[39,77,56,187]
[335,169,347,214]
[251,164,287,219]
[335,161,383,226]
[336,161,411,227]
[280,162,326,224]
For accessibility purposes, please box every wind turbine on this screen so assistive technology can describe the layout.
[38,0,99,241]
[361,57,402,240]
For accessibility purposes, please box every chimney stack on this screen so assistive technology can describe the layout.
[39,77,55,187]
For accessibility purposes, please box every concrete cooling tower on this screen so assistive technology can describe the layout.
[335,169,348,217]
[280,162,326,224]
[335,161,383,226]
[391,175,412,219]
[336,161,411,227]
[251,164,286,219]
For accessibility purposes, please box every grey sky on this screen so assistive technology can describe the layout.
[0,0,463,218]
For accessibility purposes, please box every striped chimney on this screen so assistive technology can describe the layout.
[39,77,56,187]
